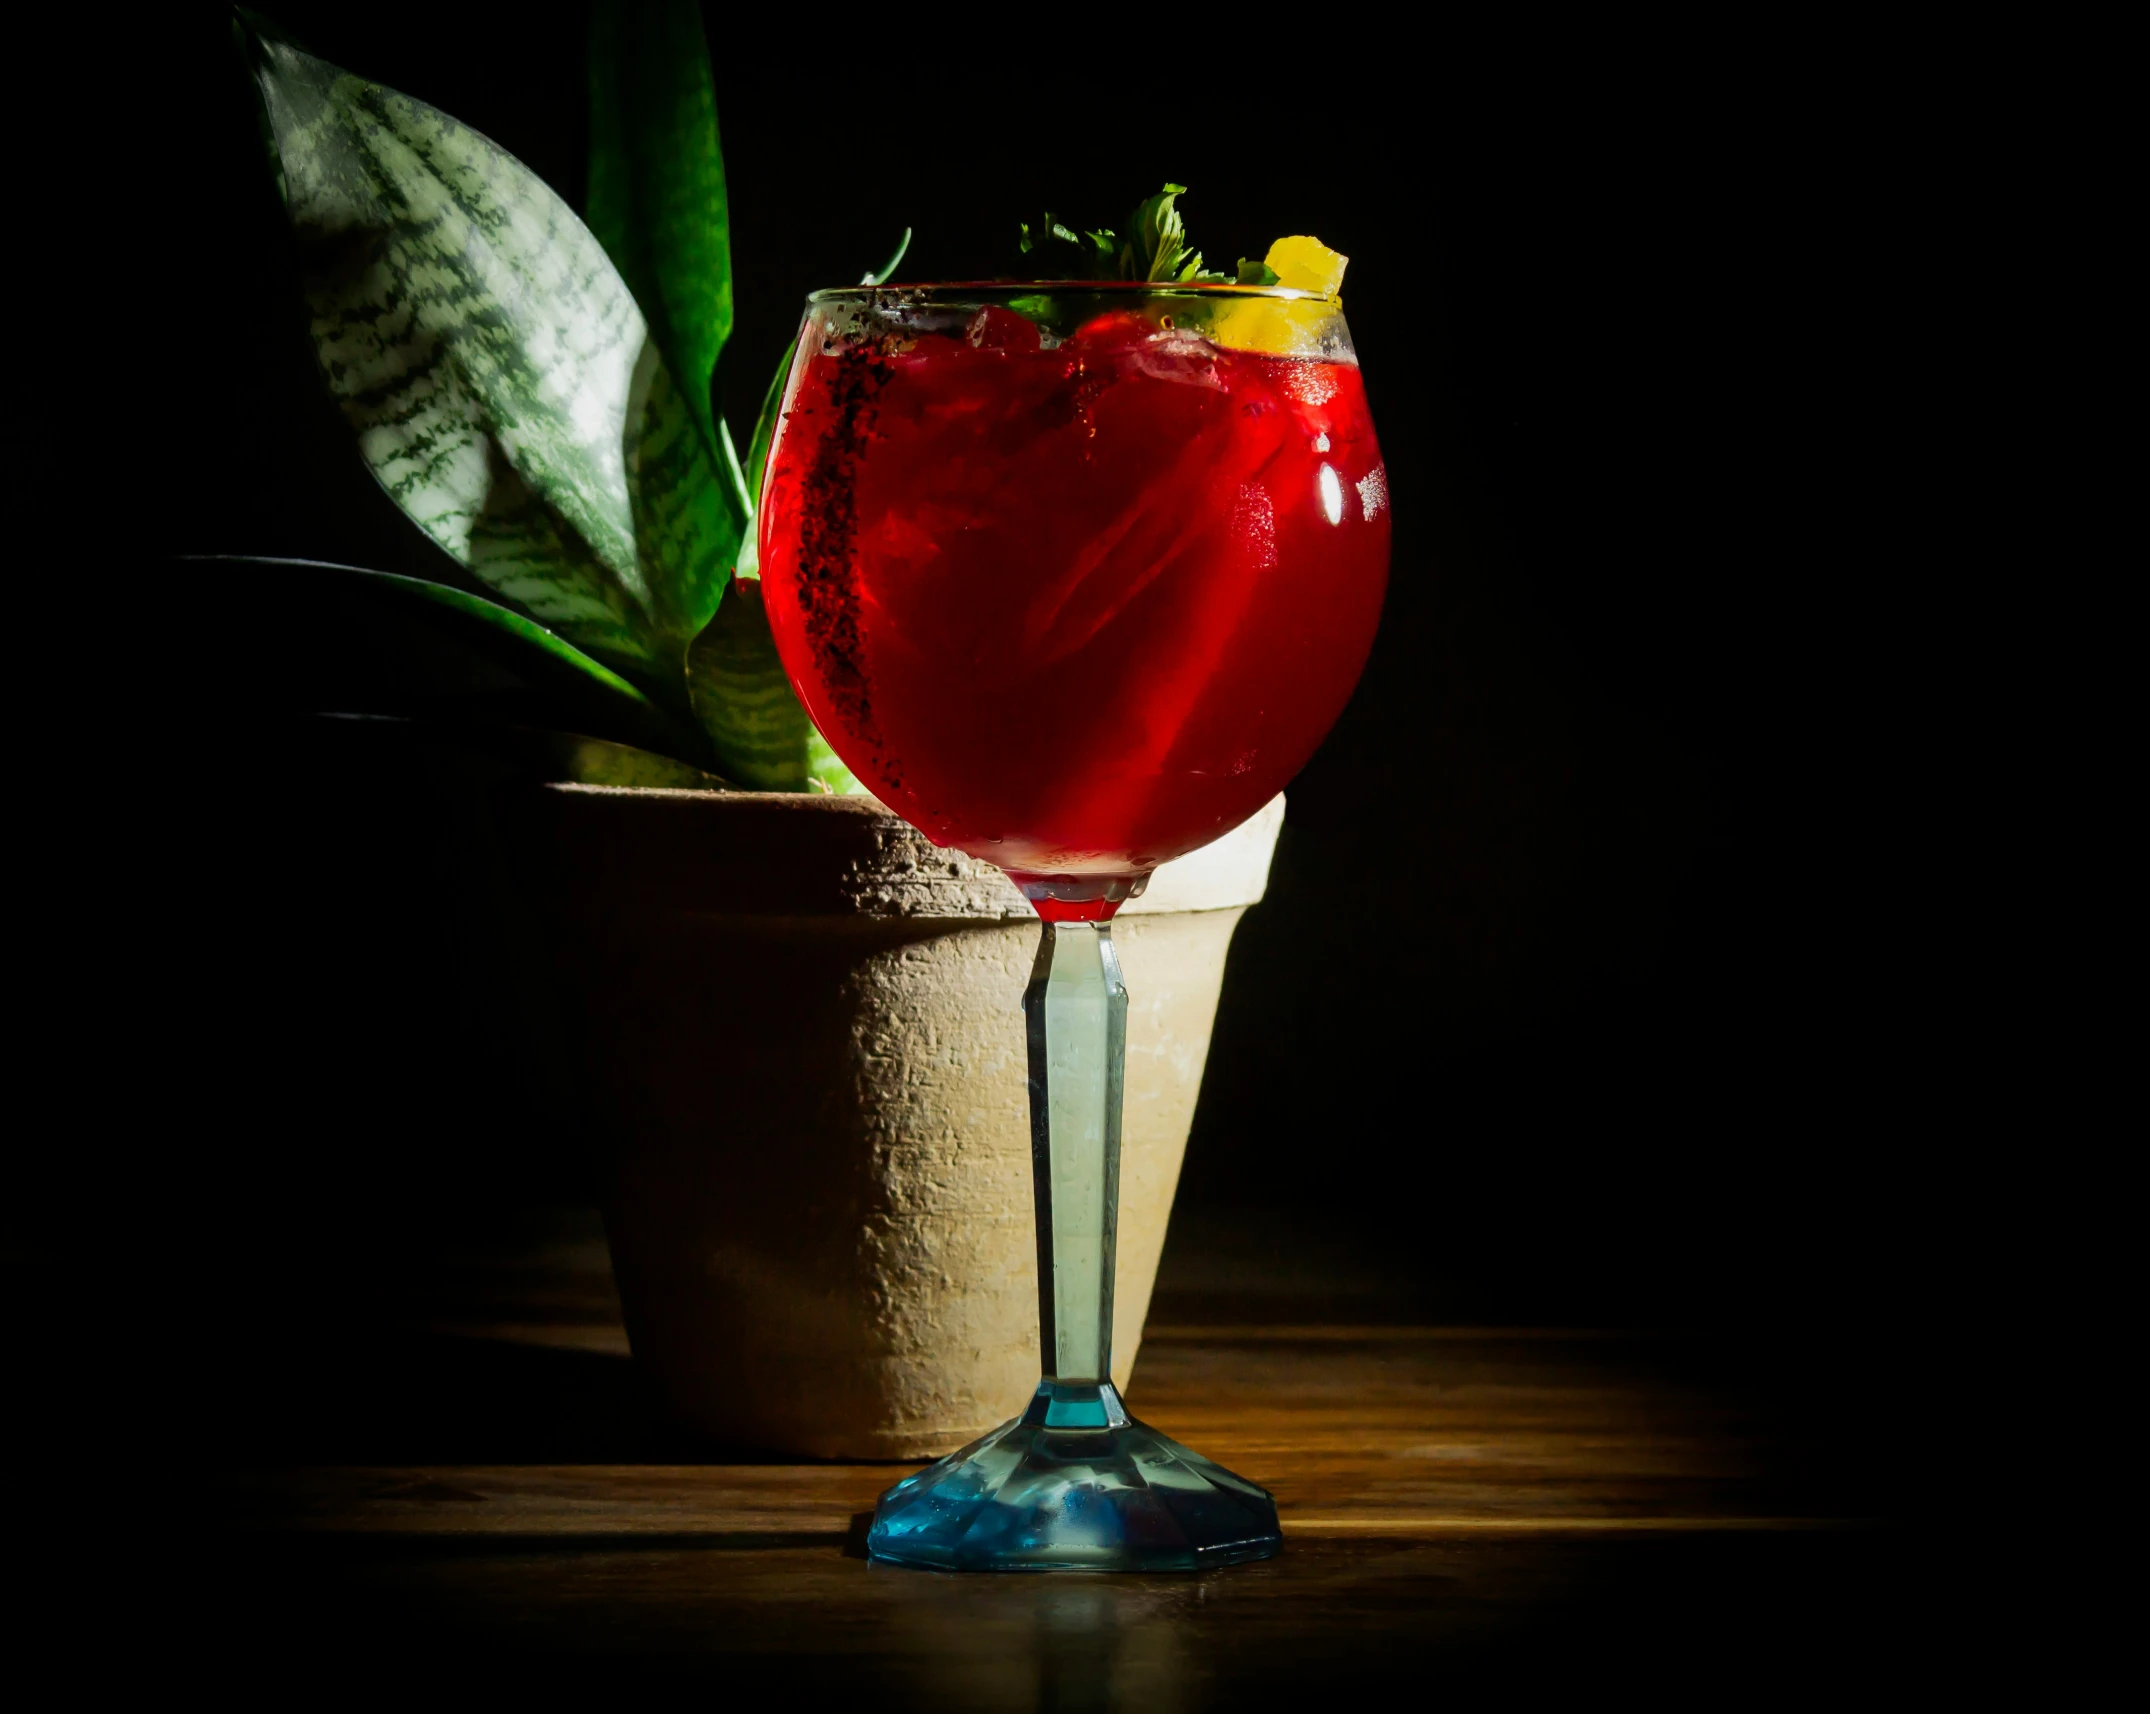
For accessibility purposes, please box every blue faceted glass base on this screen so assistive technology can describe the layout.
[866,1381,1283,1572]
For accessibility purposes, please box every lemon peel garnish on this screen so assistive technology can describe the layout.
[1264,236,1349,299]
[1210,236,1348,355]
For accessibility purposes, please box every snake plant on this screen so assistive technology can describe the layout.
[233,4,902,790]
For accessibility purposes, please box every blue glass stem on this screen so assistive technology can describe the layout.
[1026,922,1126,1387]
[864,916,1284,1572]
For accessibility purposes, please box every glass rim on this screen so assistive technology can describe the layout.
[805,281,1333,306]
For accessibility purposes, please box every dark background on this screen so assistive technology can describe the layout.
[24,4,1971,1487]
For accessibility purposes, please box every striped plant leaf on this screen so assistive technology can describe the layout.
[440,722,734,789]
[732,339,791,579]
[538,732,731,790]
[241,20,736,695]
[313,714,734,790]
[687,579,857,793]
[185,556,712,761]
[586,1,752,523]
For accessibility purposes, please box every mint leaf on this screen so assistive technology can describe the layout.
[1236,258,1281,286]
[1020,213,1114,276]
[1123,184,1229,283]
[1016,185,1232,283]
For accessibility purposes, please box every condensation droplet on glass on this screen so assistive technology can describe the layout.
[1317,464,1345,526]
[1357,464,1389,522]
[1234,482,1278,568]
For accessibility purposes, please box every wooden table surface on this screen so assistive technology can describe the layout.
[162,1210,1914,1702]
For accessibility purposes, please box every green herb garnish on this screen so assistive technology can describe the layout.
[1020,184,1272,287]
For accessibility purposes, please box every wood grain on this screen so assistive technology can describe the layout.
[225,1324,1850,1537]
[186,1213,1909,1703]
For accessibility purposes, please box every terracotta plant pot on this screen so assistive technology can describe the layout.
[525,785,1283,1459]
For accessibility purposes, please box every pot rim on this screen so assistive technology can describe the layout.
[533,785,1284,919]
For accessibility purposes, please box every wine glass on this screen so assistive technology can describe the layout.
[758,281,1389,1570]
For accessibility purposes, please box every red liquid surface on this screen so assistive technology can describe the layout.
[759,307,1389,916]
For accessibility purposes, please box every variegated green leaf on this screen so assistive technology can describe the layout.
[546,735,731,787]
[316,713,734,790]
[241,21,736,692]
[687,579,857,793]
[732,338,792,579]
[586,0,752,524]
[186,555,712,761]
[496,727,733,789]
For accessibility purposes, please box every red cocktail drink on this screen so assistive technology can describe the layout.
[791,278,1384,1570]
[759,288,1388,917]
